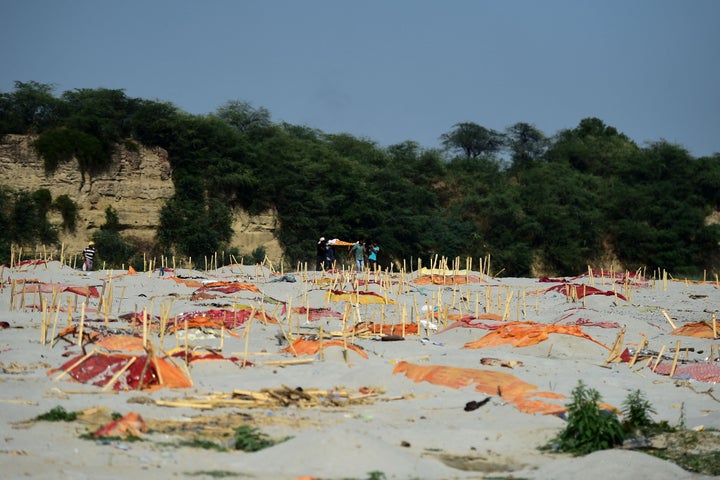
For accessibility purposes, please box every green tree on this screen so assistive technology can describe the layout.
[518,162,605,274]
[52,195,79,232]
[547,117,638,176]
[440,122,504,159]
[215,100,271,133]
[505,122,548,172]
[0,81,60,133]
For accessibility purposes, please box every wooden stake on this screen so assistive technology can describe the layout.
[49,302,61,348]
[652,345,666,372]
[184,317,189,365]
[78,302,86,347]
[502,290,514,321]
[628,334,646,368]
[142,308,148,349]
[242,308,256,367]
[54,349,97,381]
[662,310,677,330]
[102,357,137,392]
[670,340,681,377]
[40,297,48,345]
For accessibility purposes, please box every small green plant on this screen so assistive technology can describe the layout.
[365,472,387,480]
[543,381,624,455]
[186,471,240,478]
[232,425,275,452]
[621,389,656,432]
[178,439,228,451]
[35,406,78,422]
[678,401,686,430]
[78,431,143,442]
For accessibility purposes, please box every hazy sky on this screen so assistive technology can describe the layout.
[2,0,719,157]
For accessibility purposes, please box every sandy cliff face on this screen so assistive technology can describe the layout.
[0,134,282,262]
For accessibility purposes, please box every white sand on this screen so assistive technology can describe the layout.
[0,261,718,480]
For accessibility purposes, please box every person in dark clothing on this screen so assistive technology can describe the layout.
[316,237,327,270]
[325,241,336,270]
[82,241,96,271]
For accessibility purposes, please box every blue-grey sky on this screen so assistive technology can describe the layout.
[2,0,719,157]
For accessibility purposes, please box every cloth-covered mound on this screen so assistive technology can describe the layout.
[392,361,567,414]
[462,321,610,350]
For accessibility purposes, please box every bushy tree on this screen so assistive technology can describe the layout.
[0,81,60,133]
[440,122,504,159]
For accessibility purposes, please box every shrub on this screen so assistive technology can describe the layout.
[621,389,657,433]
[232,426,275,452]
[544,381,624,455]
[35,406,77,422]
[52,194,79,232]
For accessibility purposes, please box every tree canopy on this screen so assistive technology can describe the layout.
[1,81,719,277]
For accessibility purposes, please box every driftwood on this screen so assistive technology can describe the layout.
[154,384,400,410]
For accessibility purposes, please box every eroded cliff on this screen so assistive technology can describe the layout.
[0,134,282,262]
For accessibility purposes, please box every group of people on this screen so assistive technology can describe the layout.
[316,237,335,270]
[317,237,379,272]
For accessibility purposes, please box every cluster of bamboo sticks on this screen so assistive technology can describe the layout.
[6,246,720,380]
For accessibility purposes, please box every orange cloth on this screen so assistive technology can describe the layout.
[462,321,610,350]
[281,337,369,359]
[169,277,204,288]
[152,357,193,388]
[671,321,717,339]
[95,335,145,352]
[93,412,147,438]
[392,361,567,414]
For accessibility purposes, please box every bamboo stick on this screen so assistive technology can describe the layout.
[142,308,148,349]
[627,335,646,368]
[670,340,681,378]
[54,349,97,381]
[78,302,86,347]
[652,345,666,372]
[150,344,164,386]
[40,297,48,345]
[242,308,256,367]
[264,358,314,367]
[502,290,514,321]
[49,302,61,348]
[102,357,137,392]
[662,310,677,330]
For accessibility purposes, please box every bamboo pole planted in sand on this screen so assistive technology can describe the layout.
[652,345,667,372]
[102,357,137,392]
[54,349,97,381]
[242,308,256,367]
[78,302,86,348]
[670,340,682,378]
[49,302,61,349]
[627,334,647,368]
[662,310,677,330]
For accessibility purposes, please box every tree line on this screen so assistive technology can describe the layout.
[1,80,719,276]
